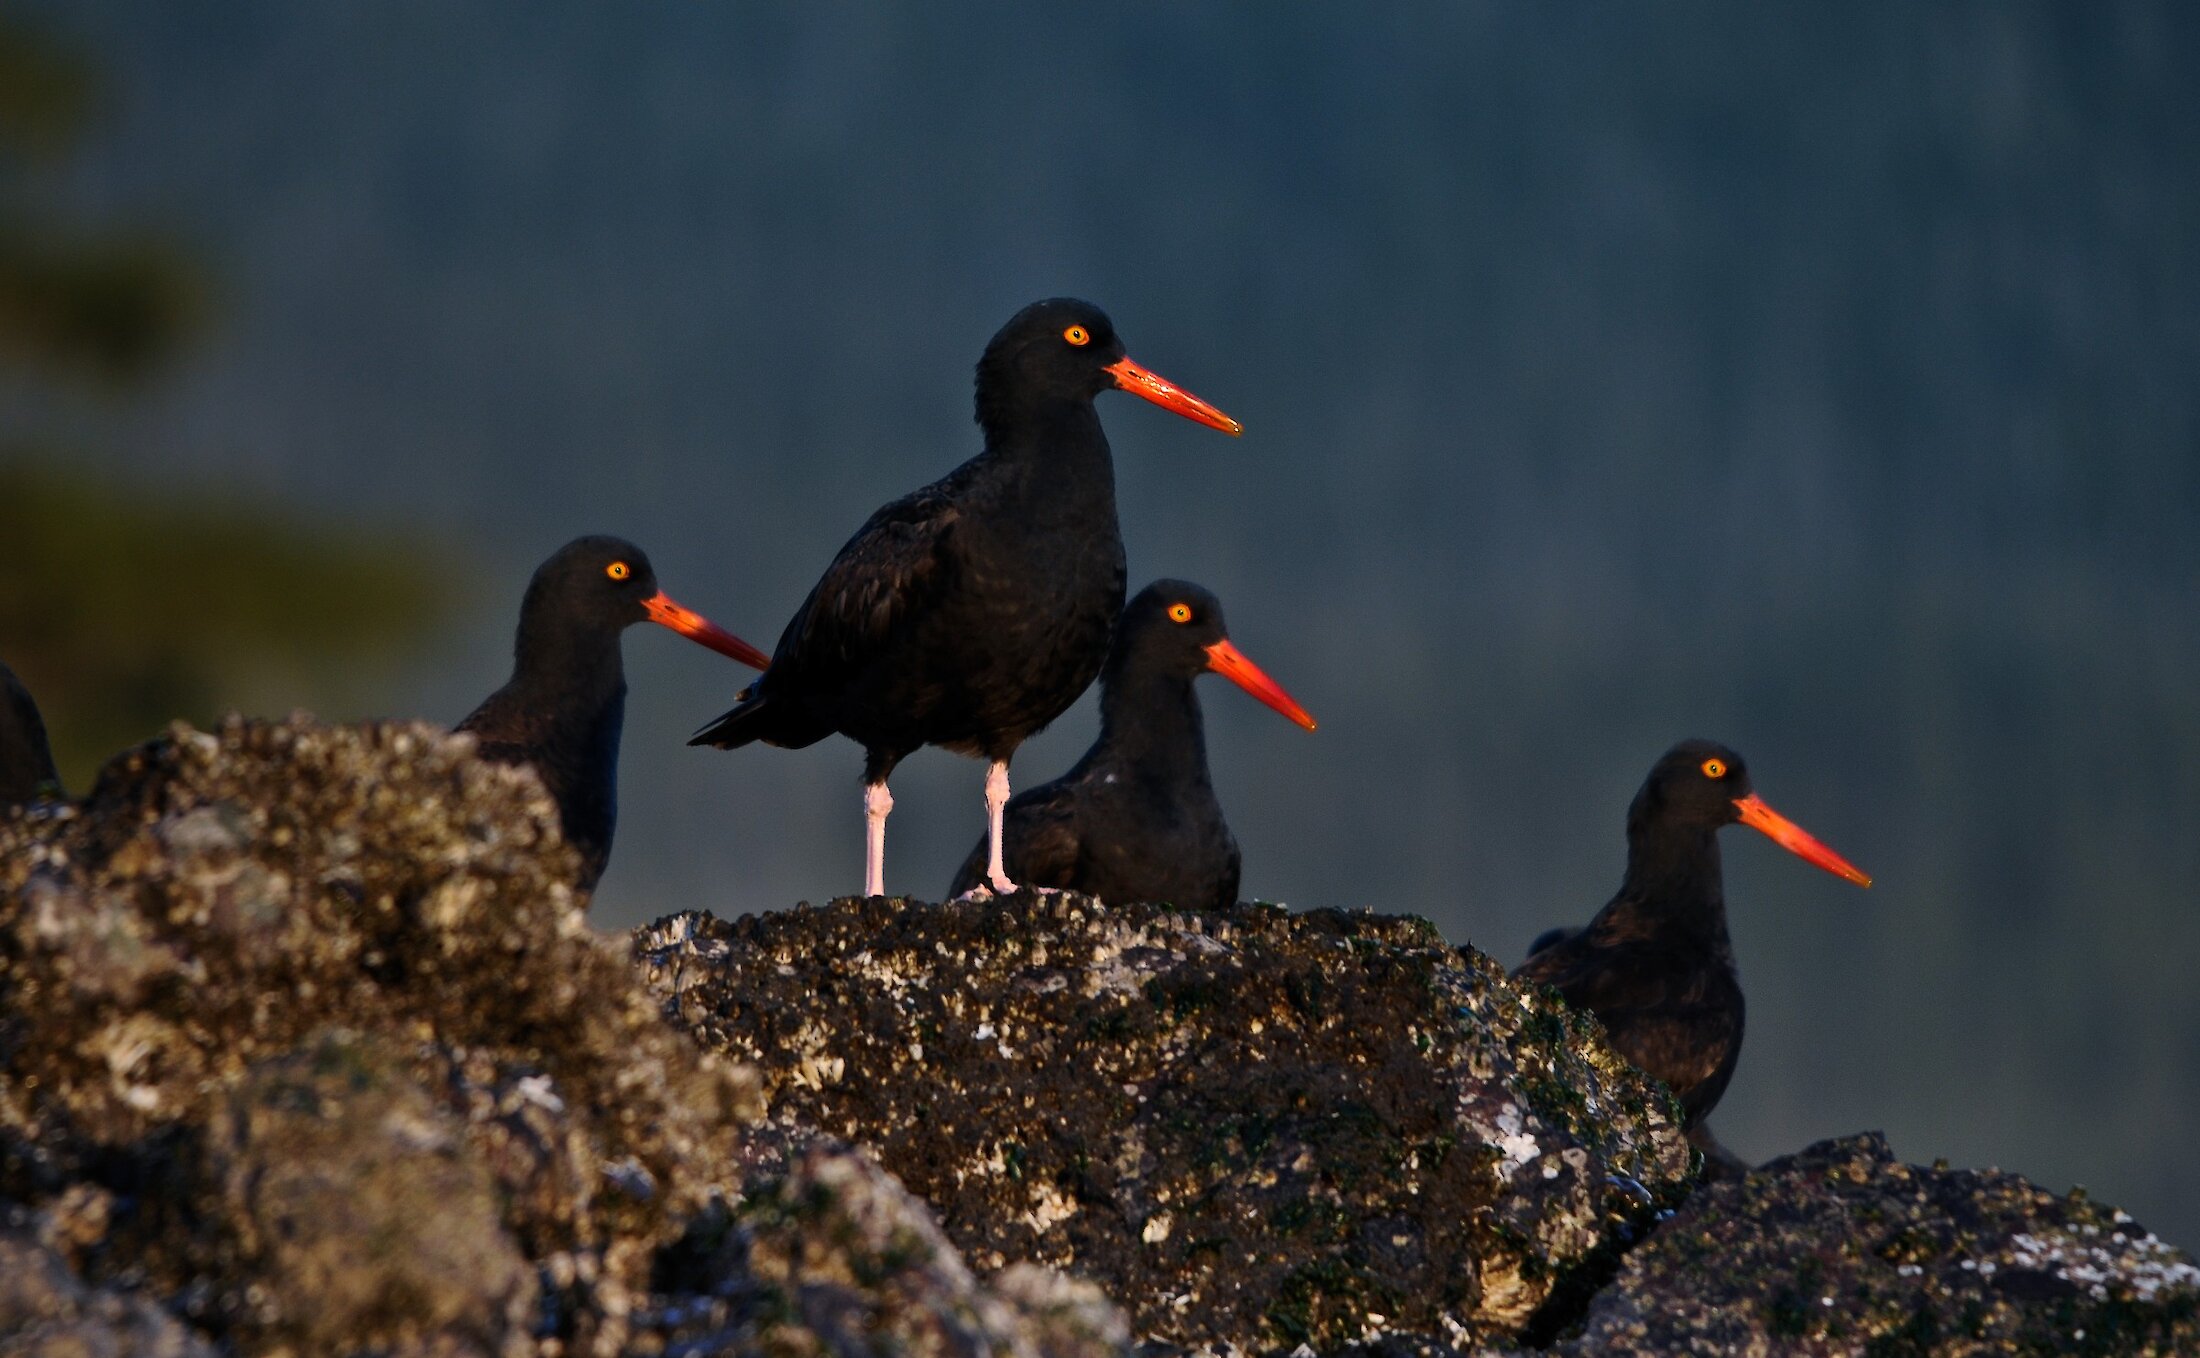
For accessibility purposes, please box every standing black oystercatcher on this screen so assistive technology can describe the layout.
[459,536,768,892]
[1513,739,1871,1130]
[943,580,1316,908]
[0,661,63,805]
[690,299,1241,899]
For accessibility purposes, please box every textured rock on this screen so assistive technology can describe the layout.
[0,1226,218,1358]
[5,715,2193,1357]
[210,1031,536,1354]
[641,1144,1133,1358]
[0,717,1119,1358]
[1548,1133,2200,1357]
[637,895,1698,1353]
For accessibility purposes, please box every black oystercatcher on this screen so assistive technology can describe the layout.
[943,581,1315,908]
[1513,739,1871,1129]
[690,300,1241,899]
[0,662,63,805]
[460,536,768,891]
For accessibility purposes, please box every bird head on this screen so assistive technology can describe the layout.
[976,298,1241,435]
[1633,738,1871,886]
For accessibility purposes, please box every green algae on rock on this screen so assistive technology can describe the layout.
[637,896,1697,1353]
[1547,1133,2200,1357]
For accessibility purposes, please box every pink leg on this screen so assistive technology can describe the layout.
[864,781,893,898]
[984,759,1017,894]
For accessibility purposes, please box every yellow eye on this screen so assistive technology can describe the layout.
[1701,758,1727,779]
[606,561,631,581]
[1167,603,1193,623]
[1063,325,1090,346]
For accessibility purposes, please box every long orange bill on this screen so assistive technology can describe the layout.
[1733,793,1873,887]
[642,591,771,671]
[1104,356,1243,436]
[1202,639,1317,730]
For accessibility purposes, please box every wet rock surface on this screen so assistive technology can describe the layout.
[2,715,2194,1356]
[1545,1133,2200,1358]
[0,717,1120,1358]
[636,896,1697,1352]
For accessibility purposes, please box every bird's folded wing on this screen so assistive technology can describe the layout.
[778,480,966,685]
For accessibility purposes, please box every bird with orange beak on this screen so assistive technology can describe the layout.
[945,581,1316,909]
[691,299,1242,901]
[1514,739,1872,1132]
[460,535,768,892]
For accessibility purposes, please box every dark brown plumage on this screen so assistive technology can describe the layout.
[943,581,1315,908]
[1513,739,1871,1128]
[689,299,1242,899]
[459,536,766,892]
[0,662,62,806]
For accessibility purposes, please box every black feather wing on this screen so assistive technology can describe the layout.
[695,475,968,751]
[780,476,967,685]
[1513,922,1742,1125]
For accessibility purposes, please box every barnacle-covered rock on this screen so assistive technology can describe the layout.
[0,718,747,1354]
[0,1224,218,1358]
[637,895,1697,1352]
[208,1031,537,1354]
[1546,1133,2200,1356]
[6,715,2193,1357]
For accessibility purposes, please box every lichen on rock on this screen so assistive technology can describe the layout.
[637,894,1697,1353]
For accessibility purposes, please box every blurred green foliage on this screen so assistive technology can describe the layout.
[0,461,448,790]
[0,6,450,790]
[0,7,202,383]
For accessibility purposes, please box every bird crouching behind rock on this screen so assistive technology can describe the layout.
[1,661,64,806]
[945,580,1315,909]
[690,299,1242,901]
[1513,739,1872,1131]
[459,536,768,893]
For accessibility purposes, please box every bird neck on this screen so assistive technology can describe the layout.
[1094,666,1212,789]
[980,395,1113,481]
[1617,821,1731,942]
[506,618,629,713]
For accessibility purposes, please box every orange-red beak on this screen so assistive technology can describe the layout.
[1202,639,1317,730]
[1733,793,1873,887]
[1104,356,1243,436]
[642,592,771,671]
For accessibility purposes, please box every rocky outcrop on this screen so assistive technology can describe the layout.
[0,717,1122,1357]
[637,896,1696,1352]
[1550,1133,2200,1357]
[1,715,2195,1357]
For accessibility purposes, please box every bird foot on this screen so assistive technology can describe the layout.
[953,879,1064,902]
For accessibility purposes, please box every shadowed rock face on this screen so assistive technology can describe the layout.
[1553,1133,2200,1357]
[637,896,1698,1352]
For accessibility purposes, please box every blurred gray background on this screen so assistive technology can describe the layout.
[10,3,2198,1247]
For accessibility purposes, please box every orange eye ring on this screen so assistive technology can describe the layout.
[606,561,631,581]
[1063,325,1090,346]
[1167,603,1193,623]
[1701,758,1727,779]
